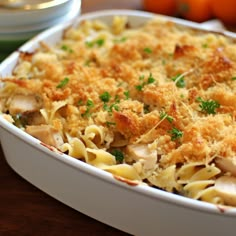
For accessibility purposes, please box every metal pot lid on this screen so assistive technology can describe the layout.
[0,0,71,10]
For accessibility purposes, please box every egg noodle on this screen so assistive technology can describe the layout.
[1,16,236,206]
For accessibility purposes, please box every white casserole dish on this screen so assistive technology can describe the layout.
[1,10,236,236]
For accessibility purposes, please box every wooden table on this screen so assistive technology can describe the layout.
[0,1,142,235]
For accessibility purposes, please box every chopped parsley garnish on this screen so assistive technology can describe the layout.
[56,77,69,88]
[143,47,152,54]
[147,73,155,84]
[111,149,124,163]
[99,91,111,103]
[96,39,105,47]
[114,37,127,43]
[196,97,220,114]
[85,41,94,48]
[84,59,91,66]
[85,38,105,48]
[104,103,119,113]
[115,95,120,103]
[106,121,116,127]
[139,75,145,80]
[171,74,186,88]
[100,93,120,113]
[232,76,236,81]
[77,100,83,106]
[160,110,174,123]
[135,84,144,91]
[61,45,73,53]
[169,127,183,141]
[81,99,94,118]
[135,73,155,91]
[124,90,130,100]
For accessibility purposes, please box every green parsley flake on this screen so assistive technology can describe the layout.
[111,149,124,163]
[81,99,94,118]
[85,41,94,48]
[96,39,105,47]
[114,37,127,43]
[56,77,69,88]
[85,38,105,48]
[104,103,119,113]
[135,84,144,91]
[160,110,174,123]
[143,47,152,54]
[147,73,155,84]
[106,121,116,127]
[77,100,83,106]
[100,93,120,114]
[61,45,73,53]
[84,59,91,66]
[196,97,220,114]
[171,74,186,88]
[135,73,155,91]
[169,127,183,141]
[99,91,111,103]
[124,90,130,100]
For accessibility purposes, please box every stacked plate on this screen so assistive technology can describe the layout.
[0,0,81,61]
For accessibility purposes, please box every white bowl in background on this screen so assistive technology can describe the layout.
[0,0,81,59]
[0,10,236,236]
[0,0,75,27]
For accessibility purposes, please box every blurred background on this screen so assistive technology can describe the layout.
[82,0,236,29]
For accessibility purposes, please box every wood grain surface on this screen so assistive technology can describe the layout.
[0,1,142,235]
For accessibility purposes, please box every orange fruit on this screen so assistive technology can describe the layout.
[177,0,212,22]
[143,0,177,16]
[211,0,236,25]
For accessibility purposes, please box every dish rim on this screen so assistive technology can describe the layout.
[1,9,236,217]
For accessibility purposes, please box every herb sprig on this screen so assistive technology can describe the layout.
[99,92,120,113]
[81,99,94,118]
[171,74,186,88]
[135,73,155,91]
[169,127,183,141]
[85,38,105,48]
[61,45,73,53]
[56,77,69,88]
[111,149,124,163]
[160,110,174,123]
[196,97,220,114]
[143,47,152,54]
[99,91,111,103]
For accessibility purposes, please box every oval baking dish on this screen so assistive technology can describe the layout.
[1,10,236,236]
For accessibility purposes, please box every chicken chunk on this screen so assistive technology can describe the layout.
[215,176,236,206]
[8,93,43,115]
[126,144,157,170]
[215,157,236,177]
[26,125,63,148]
